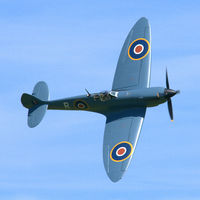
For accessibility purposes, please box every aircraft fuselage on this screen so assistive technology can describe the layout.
[47,87,169,115]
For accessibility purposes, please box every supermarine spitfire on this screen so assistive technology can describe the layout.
[21,17,179,182]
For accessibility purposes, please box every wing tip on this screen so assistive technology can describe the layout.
[107,172,123,183]
[135,17,149,26]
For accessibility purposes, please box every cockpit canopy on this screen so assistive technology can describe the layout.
[93,91,118,102]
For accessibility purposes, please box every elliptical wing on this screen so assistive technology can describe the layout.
[112,17,151,91]
[103,108,146,182]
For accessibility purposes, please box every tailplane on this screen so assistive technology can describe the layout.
[21,81,49,128]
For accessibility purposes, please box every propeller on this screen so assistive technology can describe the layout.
[167,98,173,121]
[165,69,179,121]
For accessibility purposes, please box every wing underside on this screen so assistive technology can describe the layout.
[112,17,151,91]
[103,108,146,182]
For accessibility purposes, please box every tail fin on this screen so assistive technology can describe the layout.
[21,81,49,128]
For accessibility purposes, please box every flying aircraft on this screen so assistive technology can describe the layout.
[21,17,179,182]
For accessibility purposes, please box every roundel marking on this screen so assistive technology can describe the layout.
[110,141,133,162]
[128,38,150,60]
[134,44,144,54]
[74,100,88,110]
[116,147,127,156]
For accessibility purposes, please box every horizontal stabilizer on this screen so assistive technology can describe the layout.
[28,104,48,128]
[21,81,49,128]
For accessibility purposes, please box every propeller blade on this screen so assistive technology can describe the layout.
[167,98,173,121]
[166,69,170,89]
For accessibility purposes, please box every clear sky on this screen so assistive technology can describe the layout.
[0,0,200,199]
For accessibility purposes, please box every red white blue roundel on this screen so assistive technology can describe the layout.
[128,38,150,60]
[74,100,88,109]
[110,141,133,162]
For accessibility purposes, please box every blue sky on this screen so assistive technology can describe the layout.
[0,0,200,199]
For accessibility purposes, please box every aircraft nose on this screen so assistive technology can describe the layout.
[165,89,180,98]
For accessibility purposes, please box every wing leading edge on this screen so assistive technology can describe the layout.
[103,108,146,182]
[112,17,151,91]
